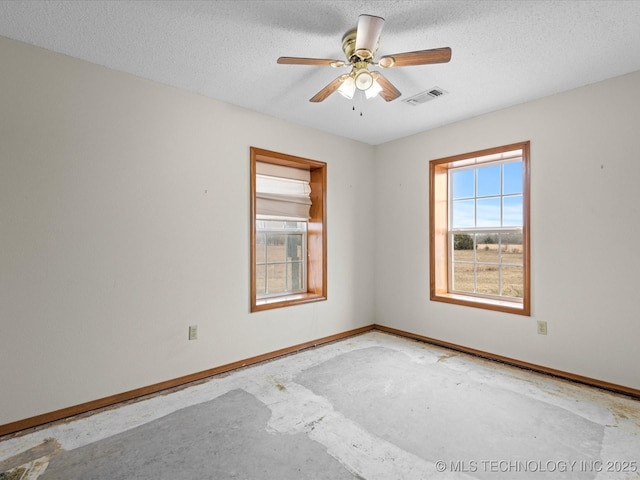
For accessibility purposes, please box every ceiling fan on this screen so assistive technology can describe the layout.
[277,14,452,103]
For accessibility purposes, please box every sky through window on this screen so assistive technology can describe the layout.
[451,160,523,229]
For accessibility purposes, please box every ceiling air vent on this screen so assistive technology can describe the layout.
[403,87,448,106]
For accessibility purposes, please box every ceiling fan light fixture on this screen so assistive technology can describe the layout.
[337,75,356,99]
[354,69,374,90]
[365,79,383,99]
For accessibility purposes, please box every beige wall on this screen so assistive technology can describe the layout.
[3,32,640,427]
[0,36,376,425]
[374,70,640,390]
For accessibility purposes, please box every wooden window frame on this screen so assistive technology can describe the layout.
[250,147,327,312]
[429,141,531,316]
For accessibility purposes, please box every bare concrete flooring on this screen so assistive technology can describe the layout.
[1,332,639,479]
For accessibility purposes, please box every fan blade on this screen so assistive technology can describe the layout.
[371,72,401,102]
[278,57,345,67]
[378,47,452,68]
[309,74,349,102]
[355,14,385,59]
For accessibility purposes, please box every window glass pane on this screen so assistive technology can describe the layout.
[476,197,501,227]
[266,234,286,263]
[256,233,266,263]
[453,262,475,293]
[476,235,499,264]
[452,234,475,262]
[477,165,501,197]
[257,220,306,231]
[501,266,523,298]
[285,221,305,230]
[452,169,474,199]
[266,264,286,294]
[476,264,499,295]
[256,265,266,295]
[503,195,523,227]
[500,233,523,265]
[503,161,523,195]
[286,234,303,261]
[287,262,304,291]
[452,199,475,228]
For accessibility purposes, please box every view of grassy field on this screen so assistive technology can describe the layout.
[453,244,523,298]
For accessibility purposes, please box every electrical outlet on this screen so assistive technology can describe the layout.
[188,325,198,340]
[537,320,547,335]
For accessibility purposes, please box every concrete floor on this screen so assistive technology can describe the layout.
[1,331,639,479]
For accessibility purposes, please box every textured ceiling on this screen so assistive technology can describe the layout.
[1,1,640,145]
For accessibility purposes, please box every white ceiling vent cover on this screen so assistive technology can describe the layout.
[403,87,448,106]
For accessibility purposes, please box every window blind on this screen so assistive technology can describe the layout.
[256,162,311,219]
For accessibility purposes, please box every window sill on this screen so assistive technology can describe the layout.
[252,293,326,312]
[431,292,529,316]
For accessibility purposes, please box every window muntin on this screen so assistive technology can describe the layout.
[430,142,530,316]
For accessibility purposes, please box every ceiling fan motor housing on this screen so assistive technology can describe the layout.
[342,29,379,63]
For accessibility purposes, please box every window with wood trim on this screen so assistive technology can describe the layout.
[250,147,327,312]
[430,142,530,315]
